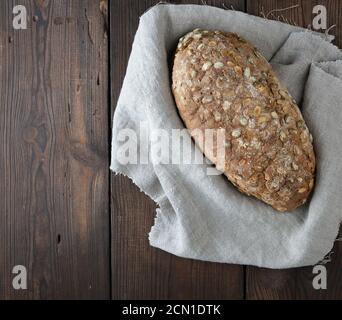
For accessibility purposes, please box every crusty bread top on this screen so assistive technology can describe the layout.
[172,29,316,212]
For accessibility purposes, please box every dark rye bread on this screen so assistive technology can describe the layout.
[172,29,316,212]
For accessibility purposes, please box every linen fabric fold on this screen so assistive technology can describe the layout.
[111,4,342,268]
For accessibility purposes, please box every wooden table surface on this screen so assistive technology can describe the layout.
[0,0,341,300]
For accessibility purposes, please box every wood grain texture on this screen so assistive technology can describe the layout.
[246,0,342,300]
[246,232,342,300]
[0,0,109,299]
[110,0,245,300]
[246,0,342,47]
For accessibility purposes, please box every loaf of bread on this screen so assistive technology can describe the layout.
[172,29,316,212]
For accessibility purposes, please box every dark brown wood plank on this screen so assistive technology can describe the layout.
[0,0,109,299]
[111,0,245,300]
[247,0,342,47]
[246,232,342,300]
[246,0,342,300]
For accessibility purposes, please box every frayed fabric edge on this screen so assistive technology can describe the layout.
[140,3,339,47]
[110,165,166,245]
[316,221,342,265]
[110,165,161,207]
[148,208,163,244]
[110,166,342,268]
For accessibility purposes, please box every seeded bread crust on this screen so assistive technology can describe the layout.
[172,29,316,212]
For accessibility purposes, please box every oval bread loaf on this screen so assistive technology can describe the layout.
[172,29,316,212]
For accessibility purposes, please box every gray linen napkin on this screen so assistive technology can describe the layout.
[111,4,342,268]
